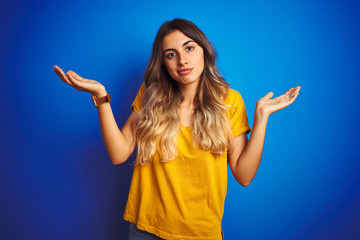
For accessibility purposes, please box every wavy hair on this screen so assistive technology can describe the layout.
[132,19,233,165]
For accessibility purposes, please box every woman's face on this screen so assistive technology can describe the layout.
[162,30,204,87]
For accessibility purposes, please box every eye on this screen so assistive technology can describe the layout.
[186,46,194,51]
[166,52,176,59]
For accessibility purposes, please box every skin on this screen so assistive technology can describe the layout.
[53,65,136,164]
[53,30,301,186]
[161,30,205,126]
[162,31,204,87]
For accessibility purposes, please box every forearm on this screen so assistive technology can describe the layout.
[230,86,300,186]
[235,111,268,186]
[96,90,133,165]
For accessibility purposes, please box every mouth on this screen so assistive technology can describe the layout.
[177,68,192,75]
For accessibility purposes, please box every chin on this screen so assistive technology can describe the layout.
[175,77,197,85]
[179,75,200,83]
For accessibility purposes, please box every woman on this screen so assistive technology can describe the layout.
[54,19,300,240]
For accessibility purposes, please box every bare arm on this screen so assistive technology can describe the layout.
[228,86,301,186]
[53,65,136,164]
[228,115,267,186]
[97,99,137,165]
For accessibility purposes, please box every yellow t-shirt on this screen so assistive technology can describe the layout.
[123,83,251,240]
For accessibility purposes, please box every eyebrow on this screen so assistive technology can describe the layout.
[163,40,195,55]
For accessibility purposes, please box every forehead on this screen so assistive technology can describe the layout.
[162,30,194,50]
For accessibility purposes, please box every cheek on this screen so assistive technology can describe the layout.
[164,61,174,72]
[198,54,205,72]
[196,49,204,65]
[163,62,177,79]
[163,62,170,74]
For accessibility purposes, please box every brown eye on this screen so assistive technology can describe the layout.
[186,46,194,51]
[167,52,176,59]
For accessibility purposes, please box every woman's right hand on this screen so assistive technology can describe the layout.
[53,65,107,97]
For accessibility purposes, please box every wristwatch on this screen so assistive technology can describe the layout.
[91,93,111,108]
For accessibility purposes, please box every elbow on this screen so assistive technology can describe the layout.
[240,181,251,187]
[233,168,256,187]
[111,159,123,165]
[109,155,128,165]
[109,148,133,165]
[235,176,253,187]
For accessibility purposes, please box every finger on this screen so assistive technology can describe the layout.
[66,72,86,91]
[287,86,301,97]
[284,88,297,97]
[53,65,73,86]
[276,91,294,104]
[285,91,300,105]
[273,88,295,101]
[275,92,289,100]
[67,70,84,81]
[278,88,297,102]
[290,91,300,102]
[274,92,292,102]
[53,65,65,81]
[270,87,300,113]
[278,88,294,98]
[66,71,77,85]
[289,87,301,99]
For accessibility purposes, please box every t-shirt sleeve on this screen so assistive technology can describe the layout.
[131,82,146,113]
[226,89,252,138]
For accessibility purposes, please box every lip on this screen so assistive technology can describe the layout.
[178,68,192,75]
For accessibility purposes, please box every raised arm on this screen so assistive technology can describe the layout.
[228,86,301,186]
[53,65,136,165]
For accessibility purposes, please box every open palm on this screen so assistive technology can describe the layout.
[256,86,301,117]
[53,65,105,95]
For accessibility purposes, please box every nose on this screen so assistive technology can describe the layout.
[178,52,188,66]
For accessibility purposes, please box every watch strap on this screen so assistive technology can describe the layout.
[92,93,111,108]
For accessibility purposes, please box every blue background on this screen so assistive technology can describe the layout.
[1,0,359,239]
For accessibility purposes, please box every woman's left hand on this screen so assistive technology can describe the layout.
[255,86,301,118]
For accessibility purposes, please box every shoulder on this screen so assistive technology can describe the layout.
[224,88,245,106]
[224,88,252,136]
[135,82,147,101]
[131,82,147,112]
[138,82,147,95]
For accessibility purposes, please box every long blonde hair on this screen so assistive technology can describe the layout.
[132,19,233,165]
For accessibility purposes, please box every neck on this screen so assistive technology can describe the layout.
[178,81,199,107]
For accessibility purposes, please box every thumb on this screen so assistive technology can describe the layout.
[263,92,274,99]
